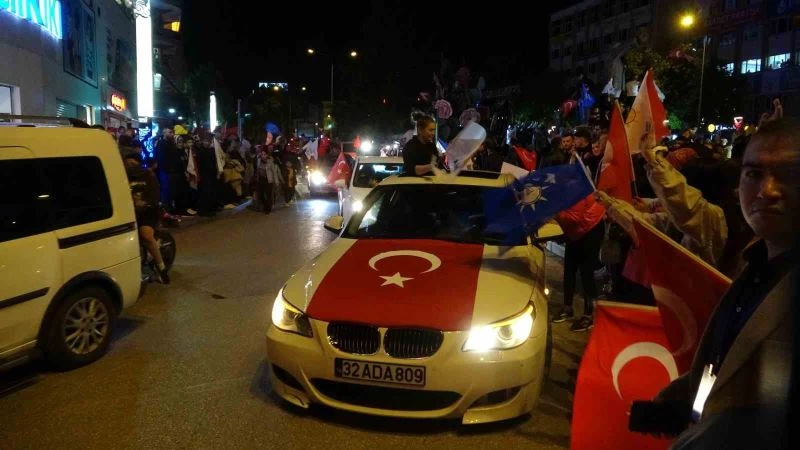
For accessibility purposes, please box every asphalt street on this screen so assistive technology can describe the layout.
[0,198,588,449]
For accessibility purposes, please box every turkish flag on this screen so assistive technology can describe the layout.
[513,145,537,171]
[597,101,634,204]
[307,239,484,330]
[327,151,352,186]
[631,220,732,372]
[572,302,678,450]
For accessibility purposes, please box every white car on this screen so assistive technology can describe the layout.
[1,119,141,370]
[339,156,403,223]
[266,172,561,424]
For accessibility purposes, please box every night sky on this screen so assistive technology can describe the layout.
[182,1,573,104]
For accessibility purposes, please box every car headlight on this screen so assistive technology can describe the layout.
[352,200,363,212]
[463,305,534,351]
[271,290,313,337]
[310,171,327,186]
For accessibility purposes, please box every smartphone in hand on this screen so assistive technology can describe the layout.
[628,400,691,435]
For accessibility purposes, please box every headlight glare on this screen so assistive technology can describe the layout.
[271,290,313,337]
[463,305,534,351]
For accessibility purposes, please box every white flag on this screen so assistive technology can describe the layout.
[213,137,225,178]
[446,121,486,174]
[501,162,529,179]
[303,139,319,160]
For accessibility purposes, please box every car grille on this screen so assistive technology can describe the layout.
[384,328,444,358]
[327,323,380,355]
[311,379,461,411]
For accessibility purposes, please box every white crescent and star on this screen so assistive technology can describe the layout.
[611,341,679,399]
[368,250,442,288]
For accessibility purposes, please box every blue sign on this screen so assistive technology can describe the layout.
[1,0,63,39]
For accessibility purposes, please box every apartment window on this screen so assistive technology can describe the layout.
[767,18,789,36]
[618,28,629,41]
[565,16,573,32]
[604,33,613,44]
[720,32,736,47]
[743,24,761,41]
[552,48,561,58]
[720,63,735,74]
[621,0,630,12]
[551,20,562,35]
[767,53,790,69]
[564,46,573,57]
[0,85,12,114]
[741,59,762,73]
[724,0,737,12]
[604,1,614,18]
[577,43,585,57]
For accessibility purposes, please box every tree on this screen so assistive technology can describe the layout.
[184,63,235,128]
[624,43,747,126]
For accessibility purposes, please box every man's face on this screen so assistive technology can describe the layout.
[561,136,574,151]
[164,129,174,140]
[739,136,800,246]
[574,136,589,150]
[418,122,436,144]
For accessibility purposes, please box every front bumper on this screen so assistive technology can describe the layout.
[266,318,547,424]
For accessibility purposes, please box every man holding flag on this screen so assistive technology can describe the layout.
[645,119,797,447]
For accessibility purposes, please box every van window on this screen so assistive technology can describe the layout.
[0,157,113,243]
[0,160,51,242]
[38,157,113,229]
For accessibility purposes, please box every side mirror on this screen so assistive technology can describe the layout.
[324,215,345,234]
[533,221,564,244]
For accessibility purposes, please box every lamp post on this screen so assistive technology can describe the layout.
[306,48,359,107]
[680,12,708,125]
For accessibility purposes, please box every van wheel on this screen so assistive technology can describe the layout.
[43,287,116,370]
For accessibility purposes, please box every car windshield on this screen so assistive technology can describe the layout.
[352,162,403,188]
[343,184,524,245]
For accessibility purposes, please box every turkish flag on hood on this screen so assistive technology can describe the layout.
[327,152,352,186]
[307,239,484,330]
[631,219,732,372]
[572,302,678,450]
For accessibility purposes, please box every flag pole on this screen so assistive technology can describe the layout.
[575,152,596,191]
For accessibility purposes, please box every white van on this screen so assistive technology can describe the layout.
[0,121,141,370]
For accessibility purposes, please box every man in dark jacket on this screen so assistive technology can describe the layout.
[123,151,170,284]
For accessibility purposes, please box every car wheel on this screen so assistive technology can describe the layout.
[544,323,553,381]
[43,286,116,370]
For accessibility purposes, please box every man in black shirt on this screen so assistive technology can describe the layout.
[403,115,439,176]
[651,118,799,448]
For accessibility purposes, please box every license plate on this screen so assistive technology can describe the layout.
[334,358,426,387]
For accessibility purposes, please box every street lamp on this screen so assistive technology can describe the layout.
[679,12,707,125]
[350,50,358,58]
[168,107,176,114]
[307,48,315,55]
[301,86,307,91]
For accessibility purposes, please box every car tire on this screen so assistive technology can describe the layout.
[42,286,116,371]
[544,323,553,381]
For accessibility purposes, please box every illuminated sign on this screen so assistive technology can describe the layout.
[111,93,127,112]
[0,0,63,39]
[258,82,288,90]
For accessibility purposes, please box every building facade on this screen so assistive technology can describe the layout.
[151,0,186,121]
[1,0,138,127]
[705,0,800,117]
[549,0,654,85]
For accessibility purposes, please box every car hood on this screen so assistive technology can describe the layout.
[282,238,541,331]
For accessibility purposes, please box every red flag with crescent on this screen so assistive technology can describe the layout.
[327,151,352,186]
[572,302,677,450]
[631,219,732,372]
[307,239,484,330]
